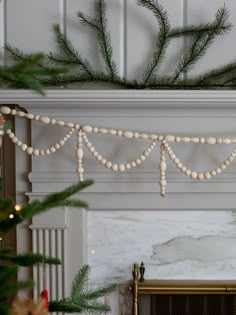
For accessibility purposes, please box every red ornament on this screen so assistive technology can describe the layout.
[41,289,49,309]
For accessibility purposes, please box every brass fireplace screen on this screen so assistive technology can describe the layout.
[129,263,236,315]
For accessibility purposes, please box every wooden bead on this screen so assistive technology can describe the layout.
[46,149,51,155]
[99,128,108,134]
[50,147,56,153]
[221,164,226,170]
[140,155,146,161]
[123,131,133,138]
[0,106,11,114]
[160,162,166,171]
[66,122,75,128]
[136,158,141,164]
[117,130,123,136]
[211,170,217,176]
[176,137,181,142]
[16,140,22,146]
[109,129,117,135]
[93,127,98,133]
[51,119,56,124]
[21,144,27,151]
[119,164,125,172]
[101,158,107,165]
[150,134,158,140]
[191,137,200,143]
[96,155,102,161]
[160,180,167,186]
[77,167,84,173]
[126,163,131,169]
[216,168,222,174]
[27,147,33,155]
[185,169,191,176]
[106,161,112,169]
[217,138,222,144]
[112,164,118,171]
[170,154,176,160]
[177,162,183,169]
[40,150,45,155]
[9,132,14,139]
[77,148,83,159]
[59,140,65,146]
[75,124,80,129]
[35,115,40,120]
[223,139,231,144]
[134,132,139,138]
[140,133,148,139]
[33,149,40,156]
[174,158,180,164]
[131,161,136,167]
[197,173,204,180]
[40,116,50,124]
[55,143,61,149]
[165,135,175,142]
[206,137,216,144]
[11,109,16,115]
[224,160,230,166]
[12,136,18,143]
[191,172,197,179]
[204,172,211,180]
[25,113,34,119]
[82,125,92,132]
[181,166,187,172]
[229,156,234,162]
[57,120,65,126]
[158,136,164,141]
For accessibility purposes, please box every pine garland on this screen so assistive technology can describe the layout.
[5,0,236,90]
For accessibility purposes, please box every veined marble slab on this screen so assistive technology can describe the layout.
[87,210,236,284]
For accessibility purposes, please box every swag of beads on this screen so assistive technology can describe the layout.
[1,105,236,197]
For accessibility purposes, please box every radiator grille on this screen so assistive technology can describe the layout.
[138,294,236,315]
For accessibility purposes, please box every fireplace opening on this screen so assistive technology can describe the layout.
[130,263,236,315]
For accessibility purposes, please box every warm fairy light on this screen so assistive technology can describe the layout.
[91,250,96,254]
[9,214,14,219]
[0,237,2,241]
[14,204,22,211]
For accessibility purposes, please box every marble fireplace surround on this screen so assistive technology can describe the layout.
[2,90,236,313]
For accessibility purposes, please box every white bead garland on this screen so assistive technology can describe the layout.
[77,130,84,182]
[164,141,236,181]
[6,127,75,155]
[3,105,236,196]
[82,133,157,172]
[160,142,167,197]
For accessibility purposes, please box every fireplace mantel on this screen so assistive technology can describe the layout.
[1,89,236,109]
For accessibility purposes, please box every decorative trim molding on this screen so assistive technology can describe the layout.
[1,89,236,108]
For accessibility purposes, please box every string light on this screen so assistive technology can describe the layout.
[14,204,22,212]
[9,214,14,219]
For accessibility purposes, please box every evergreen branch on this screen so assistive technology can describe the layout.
[96,0,118,79]
[71,265,90,301]
[49,299,83,313]
[80,283,117,301]
[168,22,232,38]
[137,0,170,85]
[78,0,118,79]
[0,252,61,266]
[197,62,236,84]
[0,303,8,315]
[52,25,94,77]
[172,5,231,81]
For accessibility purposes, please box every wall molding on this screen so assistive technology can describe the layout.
[1,89,236,108]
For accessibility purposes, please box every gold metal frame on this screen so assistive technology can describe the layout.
[129,263,236,315]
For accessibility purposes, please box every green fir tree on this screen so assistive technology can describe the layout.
[0,176,116,315]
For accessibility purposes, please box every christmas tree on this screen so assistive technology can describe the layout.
[0,119,116,315]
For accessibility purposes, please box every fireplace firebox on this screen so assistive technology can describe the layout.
[129,263,236,315]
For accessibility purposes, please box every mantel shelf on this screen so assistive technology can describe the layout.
[1,89,236,108]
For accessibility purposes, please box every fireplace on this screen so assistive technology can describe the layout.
[3,90,236,314]
[130,263,236,315]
